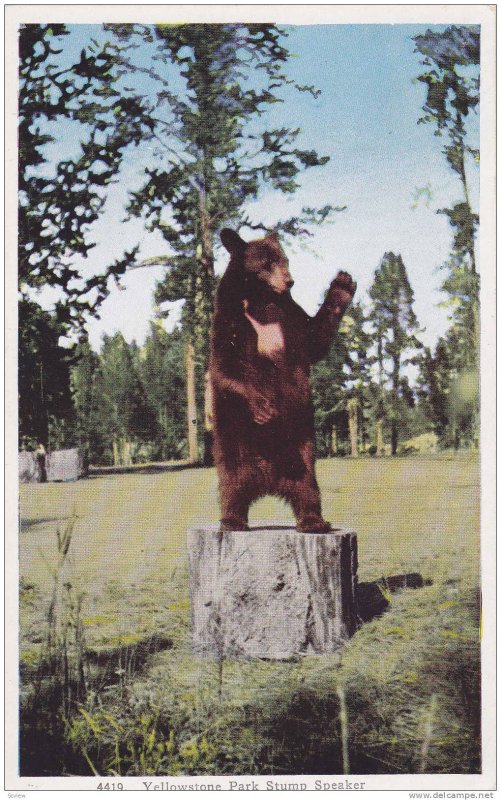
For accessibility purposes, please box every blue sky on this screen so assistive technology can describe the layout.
[35,23,480,358]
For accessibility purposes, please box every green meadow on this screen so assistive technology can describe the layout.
[19,454,481,776]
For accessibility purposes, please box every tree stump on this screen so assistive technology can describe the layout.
[19,451,43,484]
[187,522,358,660]
[46,448,83,482]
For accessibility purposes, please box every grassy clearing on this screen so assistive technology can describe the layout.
[19,453,480,776]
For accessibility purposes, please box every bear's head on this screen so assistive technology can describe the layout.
[220,229,294,295]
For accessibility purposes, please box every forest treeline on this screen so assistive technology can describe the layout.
[18,23,480,465]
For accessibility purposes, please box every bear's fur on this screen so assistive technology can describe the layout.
[210,228,356,532]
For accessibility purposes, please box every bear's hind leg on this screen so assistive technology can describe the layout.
[290,485,331,533]
[218,459,273,531]
[282,443,331,533]
[220,492,250,531]
[218,465,256,531]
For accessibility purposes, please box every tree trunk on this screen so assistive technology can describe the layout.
[185,339,199,464]
[457,118,476,275]
[188,522,359,659]
[376,342,385,458]
[203,370,214,466]
[376,419,384,457]
[331,425,338,456]
[123,439,132,466]
[391,345,400,456]
[197,177,216,463]
[360,398,368,453]
[391,422,398,456]
[347,398,358,457]
[39,361,49,448]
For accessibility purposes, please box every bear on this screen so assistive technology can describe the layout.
[209,228,356,533]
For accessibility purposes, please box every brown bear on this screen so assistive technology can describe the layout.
[210,228,356,532]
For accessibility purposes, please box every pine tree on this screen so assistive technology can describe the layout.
[93,333,154,465]
[413,26,480,446]
[70,336,101,465]
[369,253,423,455]
[19,24,150,320]
[310,332,347,456]
[140,322,187,460]
[19,298,75,449]
[104,22,341,461]
[414,26,479,355]
[340,302,375,455]
[18,24,151,446]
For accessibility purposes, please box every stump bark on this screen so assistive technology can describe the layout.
[188,522,358,660]
[46,448,83,482]
[19,451,43,484]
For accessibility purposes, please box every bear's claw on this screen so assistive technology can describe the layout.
[219,519,250,532]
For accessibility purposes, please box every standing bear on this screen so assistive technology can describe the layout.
[210,228,356,532]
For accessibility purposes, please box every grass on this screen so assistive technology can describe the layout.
[19,452,480,776]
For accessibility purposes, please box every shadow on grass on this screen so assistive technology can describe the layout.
[20,517,64,532]
[209,587,480,776]
[86,461,198,478]
[86,634,173,684]
[356,573,433,623]
[20,634,173,777]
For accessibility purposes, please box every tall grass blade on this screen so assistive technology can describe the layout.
[419,693,438,772]
[337,684,350,775]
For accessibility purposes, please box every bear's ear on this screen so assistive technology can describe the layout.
[267,230,280,243]
[220,228,246,254]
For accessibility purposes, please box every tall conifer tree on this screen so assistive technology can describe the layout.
[369,253,423,455]
[18,24,151,445]
[106,23,340,461]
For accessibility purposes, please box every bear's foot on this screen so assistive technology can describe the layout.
[296,516,332,533]
[219,518,249,532]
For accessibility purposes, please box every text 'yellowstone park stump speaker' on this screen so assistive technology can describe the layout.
[188,523,358,660]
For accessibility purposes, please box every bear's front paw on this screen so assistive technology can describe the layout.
[248,391,277,425]
[329,271,357,313]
